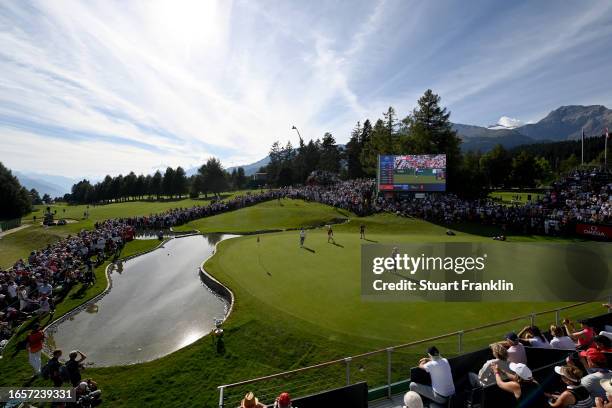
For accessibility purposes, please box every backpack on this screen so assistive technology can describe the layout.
[59,365,70,382]
[41,362,50,379]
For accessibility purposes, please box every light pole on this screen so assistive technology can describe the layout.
[291,125,303,145]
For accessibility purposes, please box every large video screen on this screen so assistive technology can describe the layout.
[378,154,446,192]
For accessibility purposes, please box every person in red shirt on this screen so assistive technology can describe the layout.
[592,335,612,353]
[564,319,595,349]
[26,323,45,376]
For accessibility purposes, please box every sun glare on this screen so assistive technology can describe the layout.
[150,0,220,46]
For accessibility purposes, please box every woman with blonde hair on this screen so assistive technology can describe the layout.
[469,342,513,387]
[241,391,266,408]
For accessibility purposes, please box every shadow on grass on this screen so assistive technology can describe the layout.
[301,246,316,253]
[427,220,502,238]
[363,238,378,243]
[10,317,43,358]
[334,208,351,218]
[69,284,92,301]
[331,242,344,248]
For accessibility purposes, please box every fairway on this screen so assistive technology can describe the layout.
[174,199,351,233]
[393,174,444,184]
[489,190,544,205]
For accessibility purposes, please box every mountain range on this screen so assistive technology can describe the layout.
[456,104,612,153]
[15,105,612,193]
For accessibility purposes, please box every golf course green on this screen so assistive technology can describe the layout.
[0,197,602,407]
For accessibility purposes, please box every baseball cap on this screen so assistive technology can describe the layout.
[509,363,533,380]
[506,332,519,342]
[579,348,606,364]
[554,365,580,382]
[427,346,439,356]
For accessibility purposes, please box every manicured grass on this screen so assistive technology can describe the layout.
[0,190,260,268]
[0,226,68,269]
[22,190,259,231]
[489,190,544,205]
[174,198,351,233]
[1,200,603,407]
[207,215,594,346]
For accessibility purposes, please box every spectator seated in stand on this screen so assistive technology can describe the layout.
[469,343,514,387]
[273,392,294,408]
[409,346,455,407]
[564,319,595,349]
[402,391,424,408]
[241,392,266,408]
[503,332,527,364]
[491,361,547,407]
[550,325,577,350]
[75,379,102,407]
[518,325,552,349]
[579,348,611,400]
[549,365,593,408]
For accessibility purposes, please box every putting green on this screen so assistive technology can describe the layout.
[206,214,597,346]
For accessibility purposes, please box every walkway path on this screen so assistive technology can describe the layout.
[0,224,30,238]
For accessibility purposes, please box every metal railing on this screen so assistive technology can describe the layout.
[217,299,610,407]
[0,217,21,232]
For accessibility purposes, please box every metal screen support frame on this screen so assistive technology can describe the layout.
[387,347,394,398]
[345,357,352,385]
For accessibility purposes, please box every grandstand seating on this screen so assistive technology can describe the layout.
[292,381,368,408]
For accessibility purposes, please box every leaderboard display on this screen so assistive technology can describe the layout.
[378,154,446,192]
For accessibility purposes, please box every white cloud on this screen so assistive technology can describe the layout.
[497,116,524,129]
[1,0,611,178]
[0,0,378,177]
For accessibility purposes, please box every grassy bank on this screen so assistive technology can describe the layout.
[174,199,351,233]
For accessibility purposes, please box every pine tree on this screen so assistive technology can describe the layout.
[0,162,33,218]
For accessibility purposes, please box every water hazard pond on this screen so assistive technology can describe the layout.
[46,234,233,366]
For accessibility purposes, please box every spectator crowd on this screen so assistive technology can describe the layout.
[0,169,610,406]
[241,315,612,407]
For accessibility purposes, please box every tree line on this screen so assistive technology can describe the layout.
[261,89,464,190]
[260,89,610,195]
[68,158,248,204]
[0,162,32,220]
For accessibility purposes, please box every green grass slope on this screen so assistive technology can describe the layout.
[174,198,351,233]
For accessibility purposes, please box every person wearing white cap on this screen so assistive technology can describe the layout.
[549,365,593,408]
[491,362,546,407]
[402,390,423,408]
[595,377,612,407]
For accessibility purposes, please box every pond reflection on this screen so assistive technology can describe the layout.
[47,234,235,366]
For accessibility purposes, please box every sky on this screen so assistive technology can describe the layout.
[1,0,612,178]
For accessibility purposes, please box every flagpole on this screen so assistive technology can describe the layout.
[581,128,584,166]
[605,127,609,169]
